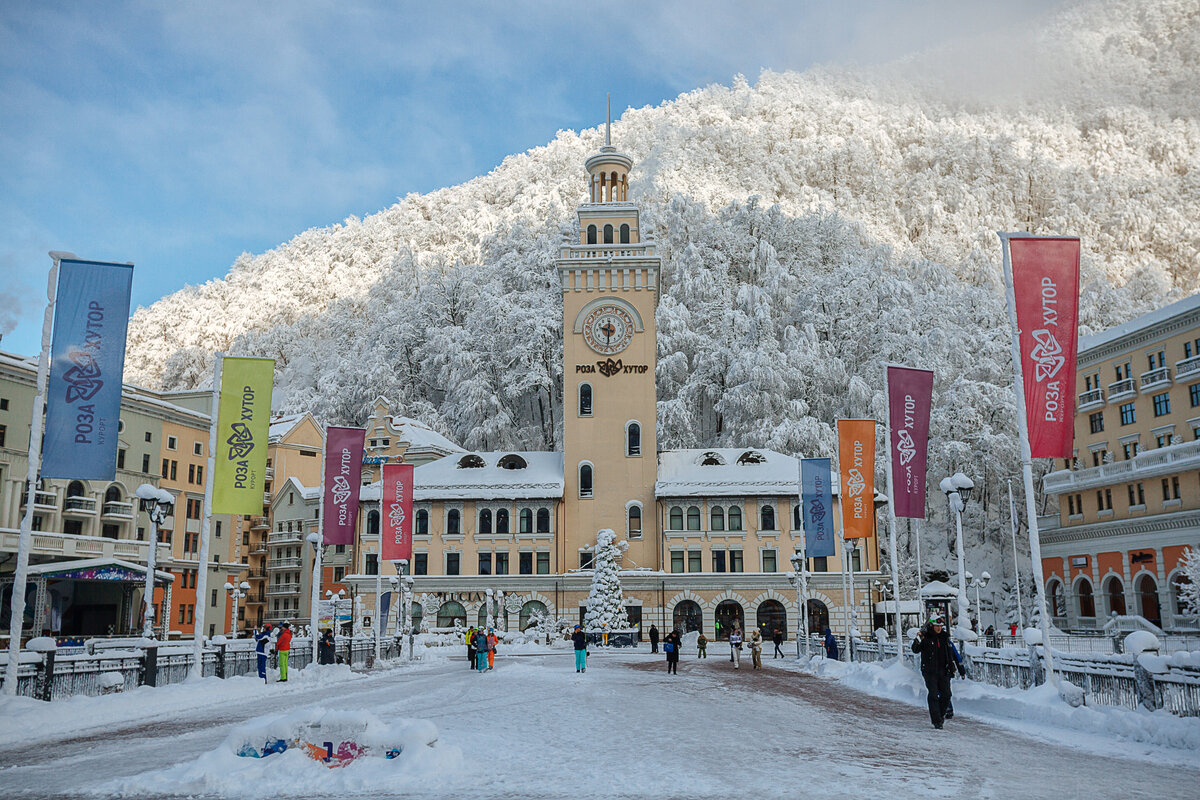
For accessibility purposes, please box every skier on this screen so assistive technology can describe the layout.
[467,626,477,669]
[728,627,743,669]
[649,624,659,654]
[275,622,292,681]
[317,629,336,665]
[487,628,498,670]
[823,627,839,660]
[696,632,708,658]
[772,627,784,658]
[475,627,491,671]
[748,628,763,669]
[253,623,272,680]
[572,624,588,672]
[911,615,957,729]
[664,628,682,674]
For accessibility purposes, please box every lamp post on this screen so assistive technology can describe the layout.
[969,571,990,641]
[844,539,860,661]
[306,531,323,667]
[224,581,250,638]
[135,484,174,640]
[874,579,895,638]
[939,473,974,648]
[789,551,809,659]
[392,559,413,660]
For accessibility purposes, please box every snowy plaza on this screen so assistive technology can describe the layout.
[1,646,1198,799]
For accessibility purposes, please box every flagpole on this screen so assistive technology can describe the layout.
[1008,479,1025,630]
[882,366,905,662]
[310,427,327,667]
[374,558,383,664]
[914,518,923,595]
[1000,232,1056,683]
[3,252,68,695]
[189,354,223,679]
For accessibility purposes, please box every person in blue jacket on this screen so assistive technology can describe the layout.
[823,627,839,660]
[254,623,272,680]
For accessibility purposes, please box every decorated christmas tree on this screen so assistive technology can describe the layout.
[583,529,630,631]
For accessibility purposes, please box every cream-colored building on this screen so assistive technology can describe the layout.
[1042,295,1200,631]
[348,131,882,641]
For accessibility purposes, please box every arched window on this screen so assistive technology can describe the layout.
[457,454,485,468]
[710,506,725,531]
[1137,574,1161,625]
[1104,576,1126,616]
[416,509,429,536]
[627,504,642,539]
[1076,577,1095,618]
[686,506,701,531]
[626,422,641,456]
[793,504,802,530]
[603,224,614,244]
[619,223,630,244]
[519,508,533,534]
[536,508,550,533]
[367,510,380,536]
[497,454,527,470]
[728,506,743,531]
[520,600,547,631]
[714,600,745,640]
[1047,579,1065,617]
[496,509,510,534]
[757,600,787,640]
[673,600,702,634]
[436,601,467,629]
[760,505,776,531]
[669,506,683,530]
[479,509,493,534]
[578,383,592,416]
[66,480,85,499]
[579,464,593,498]
[104,485,122,503]
[806,599,830,634]
[447,509,461,535]
[586,225,597,245]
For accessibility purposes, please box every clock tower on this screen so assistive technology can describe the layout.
[558,106,660,573]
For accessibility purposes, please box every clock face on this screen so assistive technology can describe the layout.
[582,304,635,355]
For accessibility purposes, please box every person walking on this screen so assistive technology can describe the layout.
[275,622,292,681]
[823,627,839,660]
[572,624,588,672]
[649,624,659,654]
[748,628,763,669]
[253,623,272,681]
[317,629,336,665]
[475,628,491,672]
[467,626,477,670]
[486,628,498,670]
[911,615,958,729]
[696,632,708,658]
[772,628,784,658]
[728,627,743,669]
[664,629,682,674]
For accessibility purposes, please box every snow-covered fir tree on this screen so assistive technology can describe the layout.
[1180,547,1200,623]
[583,529,630,632]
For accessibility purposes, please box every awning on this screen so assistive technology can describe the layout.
[25,557,174,585]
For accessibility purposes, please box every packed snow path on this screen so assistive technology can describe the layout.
[0,650,1195,799]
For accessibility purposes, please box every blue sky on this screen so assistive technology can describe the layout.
[0,0,1060,357]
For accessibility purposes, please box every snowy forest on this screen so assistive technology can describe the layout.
[124,0,1200,613]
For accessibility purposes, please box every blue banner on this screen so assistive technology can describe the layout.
[801,458,835,558]
[43,259,134,479]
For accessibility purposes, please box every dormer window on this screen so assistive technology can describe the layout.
[497,454,527,470]
[457,454,485,469]
[699,451,726,466]
[737,450,766,465]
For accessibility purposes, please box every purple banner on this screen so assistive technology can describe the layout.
[887,366,933,519]
[322,427,366,545]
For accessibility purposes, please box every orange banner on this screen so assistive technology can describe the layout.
[837,419,876,540]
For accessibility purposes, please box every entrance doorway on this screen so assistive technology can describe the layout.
[714,600,744,640]
[672,600,701,634]
[756,600,787,640]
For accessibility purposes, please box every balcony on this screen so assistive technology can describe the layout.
[1044,437,1200,494]
[250,516,270,531]
[20,489,59,511]
[101,501,134,519]
[266,583,302,596]
[268,531,302,544]
[1107,378,1137,402]
[269,557,303,569]
[62,496,98,516]
[264,609,297,622]
[264,491,273,505]
[264,466,275,480]
[1140,367,1172,391]
[0,528,168,562]
[1076,388,1104,411]
[1177,355,1200,382]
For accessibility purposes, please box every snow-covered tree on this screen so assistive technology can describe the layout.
[1180,547,1200,622]
[583,529,630,632]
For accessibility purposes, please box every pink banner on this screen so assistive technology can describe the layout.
[322,427,366,545]
[1010,237,1081,458]
[381,463,414,563]
[887,366,933,519]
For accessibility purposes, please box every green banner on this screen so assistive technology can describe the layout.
[212,357,274,514]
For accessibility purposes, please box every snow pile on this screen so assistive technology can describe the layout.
[804,657,1200,759]
[96,708,462,796]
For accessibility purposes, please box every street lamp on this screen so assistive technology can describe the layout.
[874,578,895,634]
[392,559,413,660]
[135,484,174,639]
[968,571,990,641]
[940,472,974,648]
[789,551,808,659]
[306,530,323,667]
[224,581,250,638]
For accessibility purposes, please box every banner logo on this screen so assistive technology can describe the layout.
[808,496,826,523]
[1030,329,1065,381]
[62,350,104,402]
[388,501,406,530]
[226,422,255,459]
[895,429,916,465]
[331,475,351,506]
[846,468,866,497]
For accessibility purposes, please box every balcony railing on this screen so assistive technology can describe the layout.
[264,467,275,480]
[1176,355,1200,382]
[269,557,303,569]
[62,496,98,515]
[250,516,270,530]
[1107,378,1137,402]
[1077,388,1104,411]
[263,491,273,505]
[266,583,302,596]
[1140,367,1172,391]
[268,531,302,544]
[101,501,134,519]
[19,489,60,510]
[1044,437,1200,494]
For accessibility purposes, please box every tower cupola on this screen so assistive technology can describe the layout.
[584,95,633,204]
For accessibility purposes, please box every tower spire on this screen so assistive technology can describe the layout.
[605,93,611,147]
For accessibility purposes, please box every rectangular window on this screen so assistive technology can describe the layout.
[215,521,221,538]
[730,550,744,573]
[162,458,170,478]
[0,397,6,409]
[1153,392,1171,417]
[1156,432,1173,449]
[117,448,126,469]
[671,551,684,573]
[167,435,178,450]
[1128,484,1137,506]
[365,554,378,575]
[536,552,550,574]
[1091,449,1107,467]
[713,550,726,573]
[188,605,194,625]
[1162,478,1171,502]
[188,464,196,483]
[145,431,152,442]
[1123,441,1139,460]
[811,556,828,572]
[142,454,151,473]
[196,465,203,485]
[579,551,592,570]
[170,461,177,481]
[333,567,344,582]
[519,552,533,575]
[1089,412,1104,433]
[762,550,777,573]
[1192,383,1200,408]
[495,552,509,575]
[1067,495,1076,515]
[479,552,492,575]
[1120,403,1136,425]
[414,553,428,575]
[194,442,203,456]
[446,553,460,576]
[688,550,702,573]
[179,606,186,625]
[1137,483,1145,505]
[211,589,218,607]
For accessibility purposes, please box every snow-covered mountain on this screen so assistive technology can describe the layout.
[125,0,1200,609]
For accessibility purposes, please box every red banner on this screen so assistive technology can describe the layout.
[381,463,414,563]
[837,419,876,540]
[886,367,933,519]
[321,427,366,546]
[1010,236,1080,458]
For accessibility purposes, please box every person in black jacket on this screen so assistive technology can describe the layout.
[572,624,588,672]
[911,616,958,728]
[317,629,336,665]
[649,624,659,654]
[664,629,682,674]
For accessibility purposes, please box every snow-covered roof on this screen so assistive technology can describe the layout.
[392,451,565,501]
[1079,292,1200,353]
[919,580,958,598]
[388,415,463,454]
[268,413,308,442]
[272,476,321,504]
[656,448,887,500]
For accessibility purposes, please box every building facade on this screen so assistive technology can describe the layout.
[1042,295,1200,631]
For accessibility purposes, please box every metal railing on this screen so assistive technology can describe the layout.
[1140,367,1172,390]
[1107,378,1137,400]
[1176,355,1200,381]
[63,496,98,514]
[1077,388,1104,409]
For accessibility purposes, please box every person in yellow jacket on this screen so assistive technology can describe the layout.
[748,628,763,669]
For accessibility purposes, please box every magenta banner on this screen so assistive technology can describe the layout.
[887,366,933,519]
[322,427,366,545]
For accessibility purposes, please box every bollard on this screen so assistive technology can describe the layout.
[27,637,58,702]
[1027,643,1045,687]
[216,643,227,679]
[141,643,159,688]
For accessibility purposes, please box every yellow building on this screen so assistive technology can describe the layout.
[348,128,881,641]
